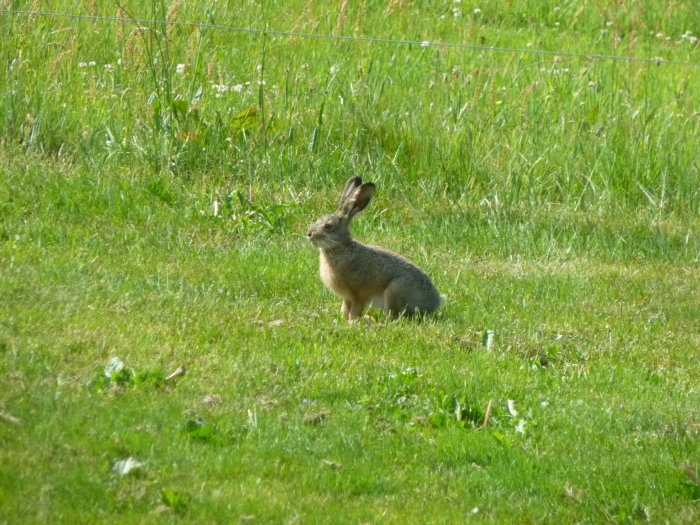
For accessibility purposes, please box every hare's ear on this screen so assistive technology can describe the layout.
[342,183,376,218]
[339,176,363,210]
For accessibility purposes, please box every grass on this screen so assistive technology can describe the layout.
[1,1,699,523]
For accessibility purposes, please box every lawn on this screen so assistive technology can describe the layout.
[1,1,699,523]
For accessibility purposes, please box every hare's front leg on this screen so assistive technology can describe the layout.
[341,299,365,321]
[341,299,352,319]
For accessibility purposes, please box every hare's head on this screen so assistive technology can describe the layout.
[307,176,375,249]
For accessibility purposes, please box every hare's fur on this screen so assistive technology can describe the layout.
[307,177,444,320]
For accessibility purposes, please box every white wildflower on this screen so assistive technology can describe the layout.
[507,400,518,417]
[176,63,185,74]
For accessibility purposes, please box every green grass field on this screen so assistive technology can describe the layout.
[1,1,699,523]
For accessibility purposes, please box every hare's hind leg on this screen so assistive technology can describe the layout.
[383,279,418,318]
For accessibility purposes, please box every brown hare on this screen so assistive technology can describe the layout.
[307,176,445,320]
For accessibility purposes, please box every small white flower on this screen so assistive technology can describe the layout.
[89,61,96,67]
[232,84,244,93]
[176,63,185,74]
[78,62,87,68]
[690,36,698,44]
[507,400,518,417]
[656,32,664,38]
[112,457,143,477]
[606,21,613,27]
[526,42,533,47]
[104,63,113,71]
[473,8,481,14]
[329,65,339,75]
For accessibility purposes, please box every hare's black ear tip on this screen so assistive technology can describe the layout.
[360,182,376,194]
[348,176,363,186]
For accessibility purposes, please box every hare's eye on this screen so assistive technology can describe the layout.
[323,223,334,231]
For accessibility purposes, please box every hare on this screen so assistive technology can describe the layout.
[307,176,445,320]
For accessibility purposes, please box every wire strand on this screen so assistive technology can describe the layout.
[2,9,699,68]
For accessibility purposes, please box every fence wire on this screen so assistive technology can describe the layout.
[2,9,699,68]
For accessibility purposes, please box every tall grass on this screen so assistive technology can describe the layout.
[2,2,698,212]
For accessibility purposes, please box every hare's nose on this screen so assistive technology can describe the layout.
[306,230,313,239]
